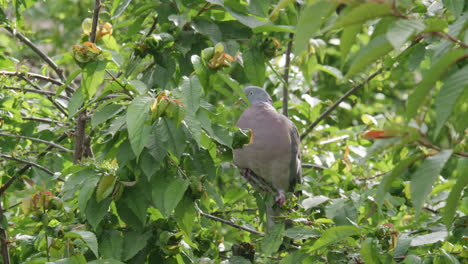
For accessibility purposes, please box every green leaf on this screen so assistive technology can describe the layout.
[284,226,321,240]
[434,65,468,137]
[78,176,100,213]
[223,6,266,28]
[361,238,381,264]
[82,59,107,100]
[96,174,117,202]
[92,104,124,128]
[252,24,294,33]
[406,49,465,120]
[280,250,308,264]
[346,35,393,77]
[112,0,132,19]
[340,24,361,67]
[123,182,150,227]
[443,0,464,17]
[122,231,151,261]
[175,194,196,236]
[193,20,222,43]
[68,87,84,117]
[432,15,468,65]
[443,158,468,230]
[410,149,453,216]
[54,69,80,100]
[151,174,189,217]
[332,2,393,29]
[269,0,293,21]
[376,154,425,207]
[294,1,336,55]
[308,225,360,252]
[262,224,285,255]
[386,19,425,50]
[69,230,99,258]
[217,72,248,106]
[155,118,186,159]
[243,43,265,86]
[126,95,153,159]
[86,193,111,230]
[100,230,124,261]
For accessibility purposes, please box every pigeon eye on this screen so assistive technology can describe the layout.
[250,91,254,95]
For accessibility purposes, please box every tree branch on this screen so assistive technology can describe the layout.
[74,0,101,164]
[4,26,67,84]
[18,75,68,116]
[1,71,65,86]
[21,116,71,126]
[0,133,68,196]
[1,85,70,100]
[0,202,10,264]
[282,33,294,117]
[0,132,72,153]
[89,0,102,43]
[300,69,382,141]
[199,210,264,236]
[0,154,54,176]
[418,133,468,158]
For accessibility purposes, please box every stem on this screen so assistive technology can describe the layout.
[145,15,159,37]
[2,85,70,100]
[89,0,102,43]
[74,0,101,164]
[199,209,264,236]
[21,116,71,126]
[0,132,72,153]
[73,113,87,164]
[4,26,67,84]
[0,133,68,196]
[0,71,67,87]
[17,75,68,116]
[282,33,294,117]
[300,69,381,141]
[0,201,10,264]
[43,206,50,261]
[0,154,54,176]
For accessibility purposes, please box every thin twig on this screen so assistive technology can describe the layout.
[199,210,264,236]
[2,85,70,100]
[211,208,257,215]
[418,133,468,158]
[0,71,65,87]
[21,116,71,126]
[282,33,294,117]
[300,69,382,141]
[302,163,326,170]
[432,32,468,49]
[0,154,54,176]
[0,133,69,196]
[0,132,72,153]
[17,75,68,116]
[4,26,67,83]
[145,15,159,37]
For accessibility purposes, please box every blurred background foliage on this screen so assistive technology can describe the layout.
[1,0,468,263]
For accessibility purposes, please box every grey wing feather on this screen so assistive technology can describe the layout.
[288,122,302,192]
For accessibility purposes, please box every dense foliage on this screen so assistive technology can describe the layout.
[1,0,468,263]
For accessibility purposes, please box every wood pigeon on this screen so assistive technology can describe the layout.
[233,86,302,226]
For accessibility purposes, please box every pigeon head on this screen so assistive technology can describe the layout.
[244,86,273,105]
